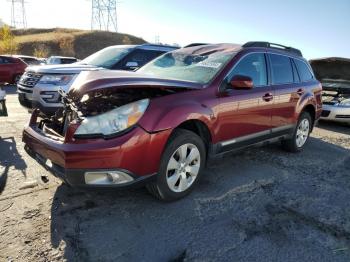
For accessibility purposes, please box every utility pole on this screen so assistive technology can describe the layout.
[154,34,160,44]
[10,0,27,28]
[91,0,118,32]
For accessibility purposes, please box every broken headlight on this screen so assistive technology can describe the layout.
[74,99,149,137]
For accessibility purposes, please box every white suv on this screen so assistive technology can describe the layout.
[17,44,178,115]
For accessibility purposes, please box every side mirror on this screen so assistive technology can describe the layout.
[125,61,139,70]
[229,75,253,90]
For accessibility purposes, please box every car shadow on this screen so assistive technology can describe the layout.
[0,136,27,194]
[49,137,350,261]
[317,120,350,136]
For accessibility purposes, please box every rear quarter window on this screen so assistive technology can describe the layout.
[269,54,294,84]
[294,59,314,82]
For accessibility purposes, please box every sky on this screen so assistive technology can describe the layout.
[0,0,349,59]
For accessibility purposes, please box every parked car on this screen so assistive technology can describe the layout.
[46,56,79,65]
[0,55,27,84]
[17,44,179,115]
[11,55,43,66]
[23,42,322,201]
[310,57,350,124]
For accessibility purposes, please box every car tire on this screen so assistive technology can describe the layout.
[282,111,312,153]
[146,129,206,201]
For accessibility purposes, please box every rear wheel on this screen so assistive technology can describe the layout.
[282,111,312,152]
[147,129,206,201]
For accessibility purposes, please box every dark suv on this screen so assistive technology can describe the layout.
[23,42,322,201]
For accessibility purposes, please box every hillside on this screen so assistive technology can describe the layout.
[11,28,147,59]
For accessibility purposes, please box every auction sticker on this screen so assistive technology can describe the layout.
[196,61,222,68]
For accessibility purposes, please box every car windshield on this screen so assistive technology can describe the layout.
[80,46,133,69]
[138,51,234,84]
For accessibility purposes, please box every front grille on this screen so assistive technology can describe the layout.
[19,71,42,88]
[321,110,331,117]
[335,115,350,119]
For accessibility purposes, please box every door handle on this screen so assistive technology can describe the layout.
[297,88,304,96]
[262,93,273,102]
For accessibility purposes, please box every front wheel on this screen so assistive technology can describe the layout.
[282,111,312,152]
[147,129,206,201]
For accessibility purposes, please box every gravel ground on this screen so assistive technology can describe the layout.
[0,86,349,262]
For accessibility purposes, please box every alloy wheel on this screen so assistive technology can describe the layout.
[166,143,201,193]
[296,118,310,147]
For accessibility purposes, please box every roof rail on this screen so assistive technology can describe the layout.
[184,43,209,48]
[243,41,303,57]
[140,43,179,48]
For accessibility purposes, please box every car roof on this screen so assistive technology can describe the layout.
[101,44,179,52]
[11,55,39,59]
[48,56,78,59]
[136,44,179,52]
[175,43,242,55]
[179,42,305,60]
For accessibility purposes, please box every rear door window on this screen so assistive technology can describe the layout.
[229,53,267,86]
[294,59,314,82]
[269,54,293,84]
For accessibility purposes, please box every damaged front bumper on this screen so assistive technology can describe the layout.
[22,111,172,188]
[24,143,155,187]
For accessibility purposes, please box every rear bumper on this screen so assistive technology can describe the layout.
[22,123,172,187]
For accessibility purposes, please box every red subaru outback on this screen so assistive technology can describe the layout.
[23,42,322,201]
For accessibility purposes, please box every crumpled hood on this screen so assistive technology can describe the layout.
[68,70,203,98]
[26,63,103,74]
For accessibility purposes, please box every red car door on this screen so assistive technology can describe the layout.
[268,53,301,129]
[216,52,273,149]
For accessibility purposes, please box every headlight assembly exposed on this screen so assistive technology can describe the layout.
[38,74,74,85]
[74,99,149,137]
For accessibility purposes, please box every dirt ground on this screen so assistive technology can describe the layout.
[0,85,349,262]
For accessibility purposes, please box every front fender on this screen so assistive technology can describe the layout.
[138,100,214,133]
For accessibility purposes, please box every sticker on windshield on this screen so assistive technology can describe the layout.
[196,61,222,68]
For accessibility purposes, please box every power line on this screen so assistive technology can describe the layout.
[91,0,118,32]
[9,0,27,28]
